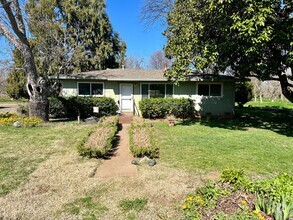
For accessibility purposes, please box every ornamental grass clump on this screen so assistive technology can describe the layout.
[129,117,159,158]
[77,116,119,158]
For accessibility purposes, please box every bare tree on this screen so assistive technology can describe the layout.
[148,50,172,69]
[125,55,145,69]
[140,0,174,28]
[0,0,51,121]
[0,67,8,97]
[251,77,285,102]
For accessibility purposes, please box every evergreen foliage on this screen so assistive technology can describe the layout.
[164,0,293,102]
[7,0,126,99]
[235,82,253,107]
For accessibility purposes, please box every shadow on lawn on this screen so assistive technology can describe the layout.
[180,107,293,137]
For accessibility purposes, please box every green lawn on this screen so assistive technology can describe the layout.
[156,106,293,177]
[246,98,293,109]
[0,123,95,196]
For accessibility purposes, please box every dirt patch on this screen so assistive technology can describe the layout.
[119,113,133,124]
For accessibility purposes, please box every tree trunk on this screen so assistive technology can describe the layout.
[279,73,293,103]
[23,46,50,122]
[29,99,49,121]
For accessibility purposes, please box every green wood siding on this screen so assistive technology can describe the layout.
[61,79,235,116]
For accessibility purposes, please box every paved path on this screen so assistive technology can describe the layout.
[95,123,137,179]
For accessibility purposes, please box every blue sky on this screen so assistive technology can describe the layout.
[0,0,166,64]
[106,0,166,61]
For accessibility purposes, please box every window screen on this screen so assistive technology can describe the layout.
[150,84,165,98]
[166,84,173,98]
[78,83,90,95]
[141,84,149,99]
[92,83,103,95]
[198,84,209,96]
[210,84,222,96]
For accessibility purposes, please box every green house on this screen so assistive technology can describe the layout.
[58,69,235,117]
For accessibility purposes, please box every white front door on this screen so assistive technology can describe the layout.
[120,84,133,112]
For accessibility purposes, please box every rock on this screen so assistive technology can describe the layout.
[12,121,21,127]
[148,159,156,166]
[148,123,153,127]
[138,156,157,166]
[84,116,99,124]
[139,156,151,165]
[131,159,138,165]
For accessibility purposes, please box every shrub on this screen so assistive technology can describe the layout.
[48,97,67,118]
[77,116,119,158]
[235,82,253,107]
[139,98,195,119]
[129,117,159,158]
[170,98,195,118]
[49,97,118,119]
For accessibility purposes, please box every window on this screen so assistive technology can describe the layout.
[150,84,165,98]
[198,84,222,97]
[141,84,173,99]
[78,82,104,96]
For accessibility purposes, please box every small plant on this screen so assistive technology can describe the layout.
[255,194,293,220]
[220,169,251,190]
[182,171,293,219]
[119,198,148,212]
[0,113,41,127]
[255,194,276,216]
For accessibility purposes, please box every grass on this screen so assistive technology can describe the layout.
[0,123,96,196]
[246,98,293,109]
[0,103,292,219]
[155,106,293,176]
[0,97,27,103]
[64,196,108,218]
[119,198,148,212]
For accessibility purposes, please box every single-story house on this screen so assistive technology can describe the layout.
[58,69,236,117]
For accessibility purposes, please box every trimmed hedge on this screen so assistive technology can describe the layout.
[49,97,119,118]
[139,98,195,119]
[77,116,119,158]
[129,117,159,158]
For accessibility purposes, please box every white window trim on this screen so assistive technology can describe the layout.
[196,83,223,98]
[140,83,174,99]
[77,82,104,97]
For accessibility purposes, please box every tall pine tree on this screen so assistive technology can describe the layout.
[27,0,127,73]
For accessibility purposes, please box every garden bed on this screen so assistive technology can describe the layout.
[182,170,293,220]
[129,117,159,158]
[77,116,119,158]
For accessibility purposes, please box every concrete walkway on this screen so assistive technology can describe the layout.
[95,122,137,179]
